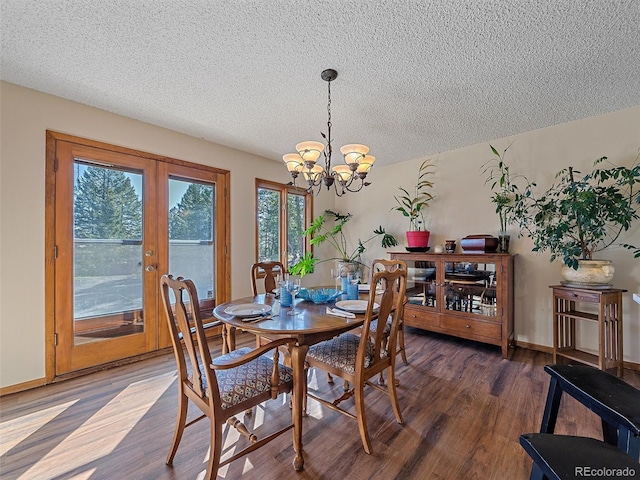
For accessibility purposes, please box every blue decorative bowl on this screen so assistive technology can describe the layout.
[298,288,342,304]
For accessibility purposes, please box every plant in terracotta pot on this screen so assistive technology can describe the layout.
[289,210,398,277]
[510,152,640,284]
[392,159,435,249]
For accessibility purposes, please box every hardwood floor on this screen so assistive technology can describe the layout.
[2,329,638,480]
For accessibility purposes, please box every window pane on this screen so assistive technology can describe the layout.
[73,161,144,341]
[257,188,281,262]
[287,192,306,269]
[168,178,215,301]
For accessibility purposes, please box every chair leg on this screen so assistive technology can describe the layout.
[205,419,223,480]
[398,323,408,364]
[387,366,404,424]
[354,382,372,454]
[539,377,562,433]
[529,463,547,480]
[166,390,189,465]
[326,371,334,384]
[602,417,618,446]
[221,325,229,355]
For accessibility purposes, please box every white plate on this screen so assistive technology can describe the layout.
[224,303,271,317]
[335,300,379,313]
[357,284,384,294]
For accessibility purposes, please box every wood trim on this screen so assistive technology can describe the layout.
[514,340,640,372]
[45,132,57,383]
[0,377,48,397]
[3,334,637,396]
[45,131,230,175]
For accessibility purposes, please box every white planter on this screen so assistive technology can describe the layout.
[560,259,615,286]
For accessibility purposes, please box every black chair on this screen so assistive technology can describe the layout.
[539,364,640,459]
[519,364,640,480]
[519,433,639,480]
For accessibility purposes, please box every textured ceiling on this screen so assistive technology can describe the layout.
[2,1,639,167]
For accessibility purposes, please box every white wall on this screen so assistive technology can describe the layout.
[1,80,638,389]
[0,81,332,388]
[336,106,640,362]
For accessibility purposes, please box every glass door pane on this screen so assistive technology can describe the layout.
[444,260,497,316]
[406,259,438,308]
[168,178,215,302]
[73,161,144,344]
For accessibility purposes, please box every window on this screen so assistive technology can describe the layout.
[256,179,311,271]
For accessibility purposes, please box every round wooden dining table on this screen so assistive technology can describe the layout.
[213,293,367,471]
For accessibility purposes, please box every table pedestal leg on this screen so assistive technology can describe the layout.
[290,343,308,471]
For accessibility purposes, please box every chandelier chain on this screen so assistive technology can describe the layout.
[325,79,332,171]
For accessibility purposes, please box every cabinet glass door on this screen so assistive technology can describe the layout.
[406,260,438,309]
[444,260,497,316]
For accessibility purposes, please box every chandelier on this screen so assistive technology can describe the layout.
[282,69,375,196]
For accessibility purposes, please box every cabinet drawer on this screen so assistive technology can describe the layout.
[552,288,600,303]
[441,316,501,339]
[404,305,439,329]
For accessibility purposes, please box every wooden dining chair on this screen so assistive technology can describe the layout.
[160,274,295,480]
[305,265,408,454]
[369,259,409,366]
[251,261,285,295]
[250,261,285,348]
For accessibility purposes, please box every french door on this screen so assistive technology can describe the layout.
[47,132,229,376]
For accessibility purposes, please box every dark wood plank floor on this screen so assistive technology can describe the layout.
[2,329,639,480]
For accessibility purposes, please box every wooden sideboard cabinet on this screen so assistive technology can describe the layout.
[389,252,515,359]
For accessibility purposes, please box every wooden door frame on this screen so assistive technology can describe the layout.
[45,131,230,382]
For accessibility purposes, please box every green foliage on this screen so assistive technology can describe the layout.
[74,166,142,239]
[289,210,398,276]
[505,151,640,269]
[482,143,534,234]
[169,183,214,240]
[392,159,435,230]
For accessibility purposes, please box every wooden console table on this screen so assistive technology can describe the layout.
[550,285,626,377]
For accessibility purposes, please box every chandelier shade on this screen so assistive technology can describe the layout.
[282,69,374,196]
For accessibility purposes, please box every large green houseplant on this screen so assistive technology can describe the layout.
[289,210,398,277]
[392,159,435,247]
[507,150,640,282]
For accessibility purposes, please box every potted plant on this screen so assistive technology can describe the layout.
[289,210,398,277]
[392,159,435,248]
[510,151,640,284]
[482,144,533,253]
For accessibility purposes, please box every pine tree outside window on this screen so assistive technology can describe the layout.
[256,179,311,272]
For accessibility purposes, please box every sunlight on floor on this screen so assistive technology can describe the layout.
[0,400,79,456]
[18,372,175,479]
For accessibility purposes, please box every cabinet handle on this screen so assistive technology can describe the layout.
[466,324,471,328]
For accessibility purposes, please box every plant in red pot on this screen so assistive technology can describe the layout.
[392,159,435,249]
